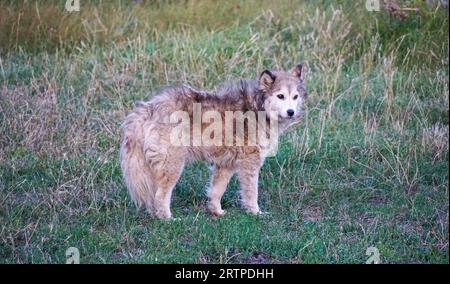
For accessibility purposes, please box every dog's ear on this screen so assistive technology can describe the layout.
[292,64,308,98]
[291,64,304,81]
[259,70,276,90]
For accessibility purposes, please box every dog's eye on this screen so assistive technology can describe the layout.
[293,95,299,100]
[277,94,285,100]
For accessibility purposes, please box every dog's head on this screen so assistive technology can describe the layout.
[258,64,308,121]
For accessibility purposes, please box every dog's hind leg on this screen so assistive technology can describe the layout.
[207,166,234,216]
[151,155,185,219]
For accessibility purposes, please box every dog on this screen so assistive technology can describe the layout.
[120,64,307,219]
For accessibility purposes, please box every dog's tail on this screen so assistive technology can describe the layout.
[119,102,157,214]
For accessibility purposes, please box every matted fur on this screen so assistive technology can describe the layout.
[120,65,307,219]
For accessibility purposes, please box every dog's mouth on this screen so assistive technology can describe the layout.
[278,114,296,120]
[269,111,301,121]
[278,112,302,122]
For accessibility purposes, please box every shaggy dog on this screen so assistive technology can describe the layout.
[120,65,307,219]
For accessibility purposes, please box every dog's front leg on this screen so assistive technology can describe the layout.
[207,166,234,216]
[236,159,263,215]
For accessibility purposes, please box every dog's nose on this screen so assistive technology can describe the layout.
[287,109,295,117]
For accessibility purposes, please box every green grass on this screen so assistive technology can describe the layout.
[0,0,448,263]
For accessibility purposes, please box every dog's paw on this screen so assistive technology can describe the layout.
[207,203,226,217]
[155,210,172,220]
[209,208,226,217]
[244,205,262,215]
[245,207,271,217]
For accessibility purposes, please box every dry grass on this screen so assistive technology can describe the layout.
[0,0,448,263]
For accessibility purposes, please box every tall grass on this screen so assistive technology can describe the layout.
[0,0,448,263]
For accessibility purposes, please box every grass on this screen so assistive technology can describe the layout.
[0,0,448,263]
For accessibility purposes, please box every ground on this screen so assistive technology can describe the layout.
[0,0,448,263]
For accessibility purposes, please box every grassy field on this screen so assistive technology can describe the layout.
[0,0,448,263]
